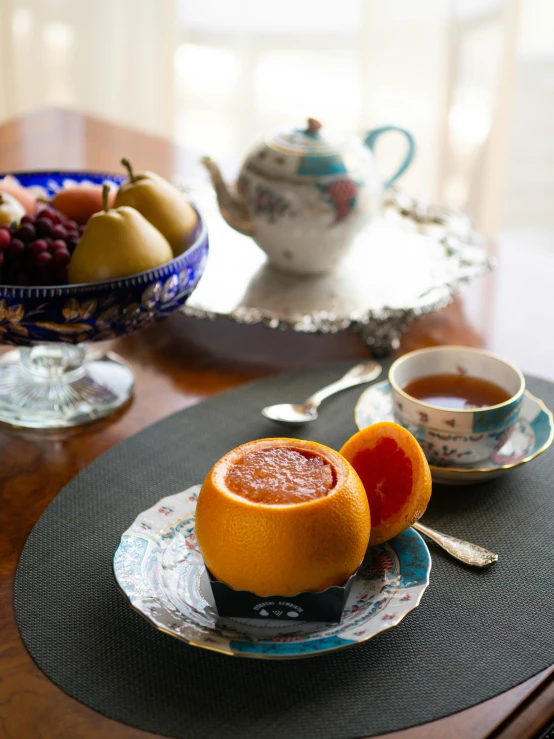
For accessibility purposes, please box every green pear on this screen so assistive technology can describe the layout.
[68,185,173,284]
[115,158,198,256]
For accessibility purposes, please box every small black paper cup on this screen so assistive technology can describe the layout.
[206,565,360,623]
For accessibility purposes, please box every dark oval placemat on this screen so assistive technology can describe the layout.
[14,361,554,739]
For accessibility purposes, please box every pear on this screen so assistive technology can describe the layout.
[68,185,173,284]
[115,158,198,256]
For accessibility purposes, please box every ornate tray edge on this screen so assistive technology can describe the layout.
[180,188,495,353]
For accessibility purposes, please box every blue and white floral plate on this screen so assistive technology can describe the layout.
[113,486,431,659]
[355,381,553,485]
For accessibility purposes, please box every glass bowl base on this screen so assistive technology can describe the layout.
[0,345,134,429]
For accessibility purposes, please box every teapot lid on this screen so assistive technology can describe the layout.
[268,118,346,156]
[253,118,357,179]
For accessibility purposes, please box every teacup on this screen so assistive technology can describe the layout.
[389,346,525,465]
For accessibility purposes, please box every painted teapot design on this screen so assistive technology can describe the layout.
[203,118,414,275]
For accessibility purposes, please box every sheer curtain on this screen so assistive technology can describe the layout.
[0,0,176,136]
[1,0,549,233]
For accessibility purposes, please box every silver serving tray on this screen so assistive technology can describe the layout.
[180,185,494,354]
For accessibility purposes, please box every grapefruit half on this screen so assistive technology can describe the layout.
[195,438,370,596]
[340,421,432,545]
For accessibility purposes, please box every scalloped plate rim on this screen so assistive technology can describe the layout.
[113,486,431,659]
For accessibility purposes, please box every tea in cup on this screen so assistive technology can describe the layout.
[389,346,525,465]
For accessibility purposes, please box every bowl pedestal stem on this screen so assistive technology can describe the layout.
[0,344,134,429]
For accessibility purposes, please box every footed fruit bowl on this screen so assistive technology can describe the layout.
[0,171,208,428]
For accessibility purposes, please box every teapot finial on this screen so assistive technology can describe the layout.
[305,118,323,136]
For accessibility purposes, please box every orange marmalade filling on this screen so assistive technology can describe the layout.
[224,446,336,505]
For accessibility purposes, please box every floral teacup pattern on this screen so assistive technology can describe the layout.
[389,347,525,464]
[355,380,553,484]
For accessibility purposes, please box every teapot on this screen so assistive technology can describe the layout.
[202,119,414,276]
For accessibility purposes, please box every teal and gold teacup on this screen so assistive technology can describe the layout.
[389,346,525,465]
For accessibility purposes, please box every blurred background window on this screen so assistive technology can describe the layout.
[0,0,553,235]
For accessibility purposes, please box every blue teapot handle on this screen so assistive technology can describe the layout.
[364,125,415,188]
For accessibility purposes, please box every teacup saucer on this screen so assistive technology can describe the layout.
[355,381,553,485]
[113,486,431,659]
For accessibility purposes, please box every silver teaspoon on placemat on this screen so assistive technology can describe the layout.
[262,361,382,424]
[413,522,498,567]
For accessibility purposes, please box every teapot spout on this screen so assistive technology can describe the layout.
[201,156,253,236]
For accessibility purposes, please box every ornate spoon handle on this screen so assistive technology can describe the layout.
[305,361,382,409]
[413,522,498,567]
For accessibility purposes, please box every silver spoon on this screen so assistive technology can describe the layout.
[262,362,382,425]
[413,521,498,567]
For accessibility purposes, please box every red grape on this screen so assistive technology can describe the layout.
[1,202,85,286]
[51,224,67,240]
[8,239,25,257]
[52,249,70,265]
[36,251,52,269]
[16,223,36,242]
[38,208,61,225]
[35,218,53,237]
[28,239,48,257]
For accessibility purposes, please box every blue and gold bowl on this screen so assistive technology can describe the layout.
[0,171,208,429]
[0,171,208,345]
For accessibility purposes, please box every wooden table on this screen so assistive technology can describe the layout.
[0,108,552,739]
